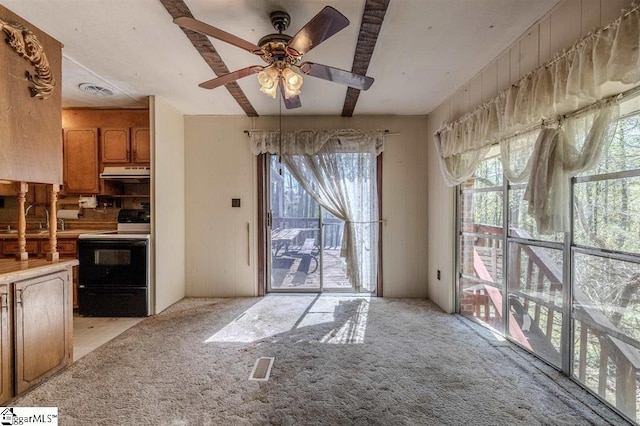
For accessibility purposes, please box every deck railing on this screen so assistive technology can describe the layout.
[463,223,639,420]
[272,216,343,248]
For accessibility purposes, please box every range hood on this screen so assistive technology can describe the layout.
[100,166,150,182]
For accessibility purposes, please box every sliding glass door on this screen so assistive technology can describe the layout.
[267,156,351,292]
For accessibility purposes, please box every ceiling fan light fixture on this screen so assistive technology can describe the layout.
[281,67,303,99]
[258,66,279,98]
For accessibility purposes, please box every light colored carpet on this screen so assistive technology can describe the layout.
[14,296,628,425]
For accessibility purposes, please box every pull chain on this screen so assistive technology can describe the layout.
[278,90,283,176]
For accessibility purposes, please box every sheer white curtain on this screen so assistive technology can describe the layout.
[251,129,384,292]
[435,3,640,188]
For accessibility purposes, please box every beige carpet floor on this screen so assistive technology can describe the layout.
[14,295,629,425]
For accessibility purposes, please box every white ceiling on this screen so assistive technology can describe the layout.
[2,0,560,116]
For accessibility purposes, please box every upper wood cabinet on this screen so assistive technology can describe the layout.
[101,128,129,163]
[101,127,150,165]
[62,128,99,194]
[131,128,151,164]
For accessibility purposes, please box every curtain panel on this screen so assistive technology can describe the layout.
[251,129,384,292]
[434,3,640,187]
[502,101,619,233]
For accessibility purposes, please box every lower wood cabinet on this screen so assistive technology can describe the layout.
[0,264,74,403]
[0,283,11,403]
[14,270,72,394]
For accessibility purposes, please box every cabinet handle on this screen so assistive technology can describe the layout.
[0,293,7,309]
[15,289,22,305]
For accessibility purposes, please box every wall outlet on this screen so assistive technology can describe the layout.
[437,270,441,280]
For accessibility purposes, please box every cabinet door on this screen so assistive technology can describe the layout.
[0,284,12,404]
[101,128,130,163]
[2,241,38,258]
[131,127,150,164]
[63,129,99,194]
[14,270,72,394]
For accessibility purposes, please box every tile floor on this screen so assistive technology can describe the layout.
[73,315,145,361]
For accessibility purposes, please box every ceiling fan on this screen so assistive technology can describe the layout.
[174,6,374,109]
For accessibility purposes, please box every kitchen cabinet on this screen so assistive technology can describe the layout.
[2,241,38,258]
[131,128,151,164]
[0,260,75,403]
[63,128,100,194]
[14,270,72,394]
[101,128,129,163]
[0,283,11,404]
[101,127,150,165]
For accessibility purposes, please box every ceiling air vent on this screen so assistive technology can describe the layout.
[78,83,114,97]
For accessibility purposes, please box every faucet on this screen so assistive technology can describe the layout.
[57,218,65,231]
[25,204,49,229]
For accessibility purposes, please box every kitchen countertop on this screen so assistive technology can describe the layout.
[0,229,113,239]
[0,258,79,284]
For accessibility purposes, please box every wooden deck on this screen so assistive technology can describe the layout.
[270,247,352,291]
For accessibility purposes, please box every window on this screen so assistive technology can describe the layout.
[458,152,504,333]
[571,112,640,419]
[457,101,640,422]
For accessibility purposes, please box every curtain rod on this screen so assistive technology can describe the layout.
[243,129,397,136]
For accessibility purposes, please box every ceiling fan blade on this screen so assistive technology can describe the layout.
[282,95,302,109]
[278,81,302,109]
[199,66,264,89]
[287,6,349,56]
[298,62,374,90]
[174,17,263,55]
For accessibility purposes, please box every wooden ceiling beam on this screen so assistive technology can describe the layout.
[158,0,258,117]
[342,0,390,117]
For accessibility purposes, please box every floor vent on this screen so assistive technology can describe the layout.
[249,357,274,381]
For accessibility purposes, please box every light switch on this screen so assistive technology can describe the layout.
[232,198,241,208]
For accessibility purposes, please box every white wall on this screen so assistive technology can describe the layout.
[184,115,429,298]
[184,116,258,297]
[426,0,633,313]
[151,96,186,313]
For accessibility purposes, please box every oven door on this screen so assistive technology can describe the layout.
[78,239,149,287]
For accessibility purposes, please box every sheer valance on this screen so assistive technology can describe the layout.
[250,129,385,156]
[434,2,640,188]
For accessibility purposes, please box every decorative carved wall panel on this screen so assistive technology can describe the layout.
[0,18,55,100]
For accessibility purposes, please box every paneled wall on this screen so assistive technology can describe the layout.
[426,0,633,313]
[184,115,429,298]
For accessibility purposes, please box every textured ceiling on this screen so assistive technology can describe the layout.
[2,0,560,116]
